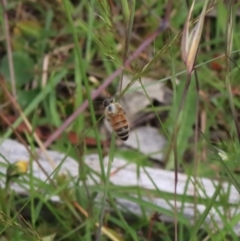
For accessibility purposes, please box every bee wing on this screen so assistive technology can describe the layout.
[116,103,126,115]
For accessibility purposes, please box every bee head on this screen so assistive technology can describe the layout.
[103,98,114,108]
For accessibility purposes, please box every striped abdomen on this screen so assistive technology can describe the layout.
[110,115,129,141]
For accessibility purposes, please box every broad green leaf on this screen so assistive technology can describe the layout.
[0,52,35,87]
[166,79,197,169]
[16,20,42,38]
[18,88,41,108]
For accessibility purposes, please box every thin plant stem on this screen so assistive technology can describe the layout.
[1,0,17,97]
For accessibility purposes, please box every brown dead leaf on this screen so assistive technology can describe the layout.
[181,0,209,73]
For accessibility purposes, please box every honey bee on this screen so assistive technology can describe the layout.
[103,98,129,141]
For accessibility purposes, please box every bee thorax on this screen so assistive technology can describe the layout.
[107,103,118,114]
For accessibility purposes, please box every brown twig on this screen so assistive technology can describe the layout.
[147,212,162,241]
[0,79,56,169]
